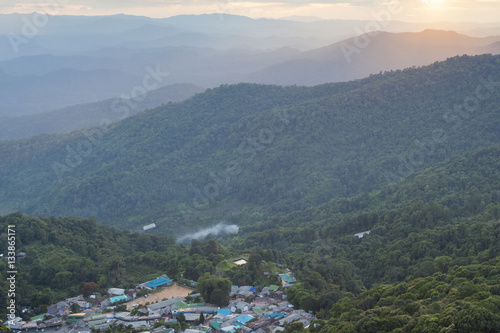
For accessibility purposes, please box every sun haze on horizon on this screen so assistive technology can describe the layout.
[0,0,499,23]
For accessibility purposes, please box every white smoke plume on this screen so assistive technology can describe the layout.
[177,223,239,243]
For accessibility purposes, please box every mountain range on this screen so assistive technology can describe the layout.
[1,20,499,138]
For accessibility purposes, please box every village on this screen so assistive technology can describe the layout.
[6,260,316,333]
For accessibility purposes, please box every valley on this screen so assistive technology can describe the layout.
[0,9,499,333]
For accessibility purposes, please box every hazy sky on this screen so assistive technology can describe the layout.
[0,0,499,23]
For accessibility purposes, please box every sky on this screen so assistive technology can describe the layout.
[0,0,499,23]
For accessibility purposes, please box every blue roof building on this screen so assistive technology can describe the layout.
[217,309,231,316]
[110,295,128,304]
[145,277,173,289]
[236,314,254,324]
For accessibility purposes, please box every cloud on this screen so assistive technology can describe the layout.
[176,223,239,243]
[0,1,92,15]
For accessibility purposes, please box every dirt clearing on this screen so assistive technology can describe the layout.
[125,284,194,310]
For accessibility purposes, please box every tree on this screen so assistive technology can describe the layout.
[199,312,205,325]
[454,306,500,333]
[283,322,305,333]
[81,282,100,297]
[197,273,231,306]
[210,289,230,307]
[434,256,452,274]
[70,303,81,313]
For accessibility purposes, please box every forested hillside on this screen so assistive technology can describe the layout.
[0,55,499,235]
[1,144,499,331]
[0,213,286,319]
[322,259,500,332]
[226,144,500,332]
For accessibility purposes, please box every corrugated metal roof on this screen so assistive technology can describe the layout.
[278,273,296,284]
[110,295,128,303]
[237,314,254,323]
[217,309,231,316]
[145,277,173,288]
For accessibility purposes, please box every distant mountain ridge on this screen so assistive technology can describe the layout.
[1,28,499,117]
[0,67,143,116]
[246,30,500,85]
[0,83,205,140]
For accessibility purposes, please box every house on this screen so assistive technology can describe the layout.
[185,329,202,333]
[184,313,203,322]
[86,315,109,329]
[66,313,86,324]
[220,325,237,333]
[108,288,125,296]
[143,223,157,231]
[278,273,296,287]
[231,257,248,266]
[229,285,239,297]
[77,300,91,309]
[127,289,137,299]
[199,325,212,333]
[230,301,251,313]
[16,252,26,258]
[152,328,175,333]
[30,314,47,322]
[21,321,38,330]
[137,308,149,315]
[146,297,186,314]
[211,321,222,331]
[217,309,231,317]
[55,301,70,308]
[109,295,128,304]
[236,314,254,324]
[85,314,108,322]
[195,306,218,314]
[114,312,131,320]
[269,285,280,291]
[279,313,307,326]
[97,298,111,309]
[47,305,68,317]
[115,320,149,329]
[235,286,254,298]
[66,296,86,304]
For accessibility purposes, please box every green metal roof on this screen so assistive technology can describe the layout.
[278,272,296,284]
[253,307,267,313]
[88,318,108,328]
[31,313,47,321]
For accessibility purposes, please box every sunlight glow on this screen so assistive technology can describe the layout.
[423,0,445,9]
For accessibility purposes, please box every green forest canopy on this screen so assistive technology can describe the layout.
[0,55,498,235]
